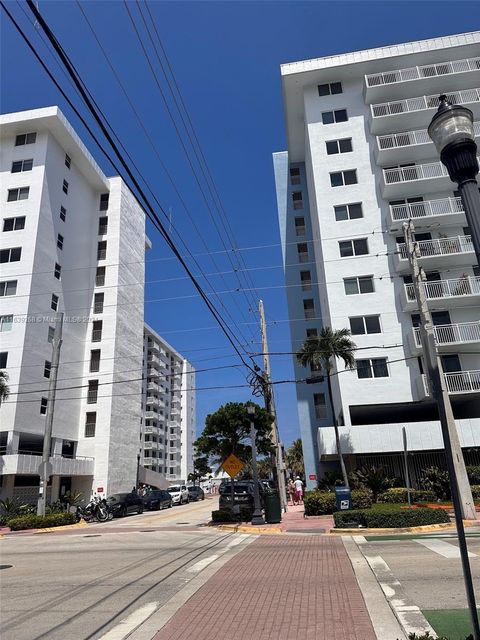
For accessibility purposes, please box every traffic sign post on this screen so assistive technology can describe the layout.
[221,454,245,478]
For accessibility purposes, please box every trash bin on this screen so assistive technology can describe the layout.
[334,486,352,511]
[264,490,282,523]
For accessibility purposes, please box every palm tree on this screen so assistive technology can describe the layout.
[0,371,9,406]
[285,439,304,478]
[296,327,356,488]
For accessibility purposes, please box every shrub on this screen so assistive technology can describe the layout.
[348,465,395,500]
[408,634,473,640]
[211,508,254,523]
[303,489,373,515]
[378,488,435,504]
[334,506,450,529]
[470,485,480,500]
[317,471,343,491]
[467,466,480,485]
[419,466,451,500]
[7,512,77,531]
[352,489,373,509]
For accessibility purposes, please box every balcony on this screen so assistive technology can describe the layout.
[376,121,480,165]
[395,235,474,272]
[148,355,161,369]
[410,322,480,353]
[417,371,480,398]
[364,56,480,103]
[144,441,153,450]
[401,276,480,311]
[382,160,456,199]
[369,87,480,134]
[145,411,159,420]
[387,196,466,233]
[0,453,94,476]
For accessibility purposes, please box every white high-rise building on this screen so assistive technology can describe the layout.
[1,106,153,502]
[274,33,480,489]
[142,325,196,485]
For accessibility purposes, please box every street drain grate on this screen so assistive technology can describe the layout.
[176,522,190,525]
[139,529,156,532]
[83,534,102,537]
[0,565,13,570]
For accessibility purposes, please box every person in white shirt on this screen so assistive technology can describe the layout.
[294,477,304,503]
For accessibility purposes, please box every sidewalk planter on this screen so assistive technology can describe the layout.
[7,513,77,531]
[334,506,450,529]
[304,489,373,515]
[211,508,253,523]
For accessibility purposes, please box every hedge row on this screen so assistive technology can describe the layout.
[334,506,450,529]
[377,488,436,504]
[7,513,77,531]
[211,509,254,523]
[304,489,373,516]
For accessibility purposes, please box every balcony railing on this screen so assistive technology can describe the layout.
[378,121,480,151]
[384,161,449,184]
[444,370,480,394]
[405,276,480,302]
[371,88,480,118]
[413,322,480,347]
[390,196,464,222]
[366,56,480,88]
[397,235,473,260]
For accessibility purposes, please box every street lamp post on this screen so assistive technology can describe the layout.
[428,95,480,266]
[246,404,265,526]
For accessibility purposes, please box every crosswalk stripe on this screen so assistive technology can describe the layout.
[414,538,477,558]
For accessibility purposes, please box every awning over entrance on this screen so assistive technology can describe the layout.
[138,466,170,490]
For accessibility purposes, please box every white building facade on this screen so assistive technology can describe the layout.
[142,325,195,484]
[274,33,480,489]
[0,107,149,502]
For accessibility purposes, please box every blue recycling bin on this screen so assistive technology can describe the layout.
[335,486,352,511]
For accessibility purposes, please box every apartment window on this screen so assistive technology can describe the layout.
[40,397,48,415]
[292,191,303,210]
[100,193,109,211]
[44,360,51,378]
[339,238,368,257]
[65,154,71,169]
[3,216,25,231]
[95,267,106,287]
[48,326,55,343]
[60,206,66,222]
[51,294,59,311]
[313,393,327,420]
[85,412,97,437]
[62,180,69,194]
[0,315,13,332]
[54,263,61,280]
[0,247,22,263]
[356,358,389,379]
[321,109,348,125]
[87,380,99,404]
[1,280,17,296]
[290,167,301,185]
[303,299,315,320]
[306,328,318,338]
[57,234,64,250]
[297,243,309,263]
[344,276,374,295]
[15,132,36,146]
[7,187,29,202]
[300,270,312,291]
[318,82,342,96]
[326,138,352,155]
[92,320,103,342]
[0,352,7,368]
[94,292,104,314]
[334,203,363,221]
[11,159,33,173]
[98,216,108,235]
[349,315,381,335]
[90,350,101,373]
[97,241,107,260]
[294,217,306,236]
[330,170,357,187]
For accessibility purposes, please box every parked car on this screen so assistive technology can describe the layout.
[187,485,205,501]
[219,481,265,512]
[143,490,172,511]
[168,484,189,505]
[107,492,144,517]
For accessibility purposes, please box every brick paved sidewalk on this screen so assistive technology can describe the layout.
[153,536,376,640]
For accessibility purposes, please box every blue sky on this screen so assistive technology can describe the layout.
[1,1,478,445]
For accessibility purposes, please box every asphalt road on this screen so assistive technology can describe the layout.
[0,497,238,640]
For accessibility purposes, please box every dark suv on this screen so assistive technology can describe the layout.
[107,492,144,517]
[187,486,205,501]
[219,481,264,512]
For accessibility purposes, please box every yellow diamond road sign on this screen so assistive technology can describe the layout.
[221,454,245,478]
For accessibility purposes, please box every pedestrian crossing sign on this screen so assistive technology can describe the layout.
[222,454,245,478]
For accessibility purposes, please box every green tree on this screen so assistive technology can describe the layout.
[0,370,9,405]
[188,455,212,486]
[256,457,273,479]
[296,327,356,488]
[285,439,305,478]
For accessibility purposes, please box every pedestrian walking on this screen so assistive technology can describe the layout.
[294,476,304,504]
[287,479,296,505]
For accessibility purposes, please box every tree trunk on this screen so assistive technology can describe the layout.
[326,372,349,488]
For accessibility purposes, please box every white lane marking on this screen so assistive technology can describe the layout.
[415,538,477,558]
[98,602,158,640]
[353,535,367,544]
[186,554,219,573]
[227,535,250,549]
[365,555,391,572]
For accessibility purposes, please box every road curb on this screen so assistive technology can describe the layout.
[216,523,283,535]
[330,520,478,535]
[2,519,88,536]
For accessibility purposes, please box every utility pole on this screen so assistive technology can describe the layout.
[403,221,479,639]
[37,312,64,516]
[259,300,287,513]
